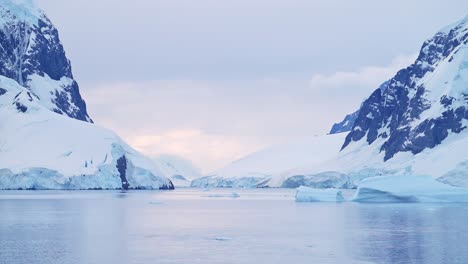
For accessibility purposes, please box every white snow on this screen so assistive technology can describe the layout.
[26,74,79,115]
[352,175,468,203]
[291,126,468,188]
[410,29,468,129]
[191,133,347,188]
[0,0,43,26]
[153,154,201,187]
[295,186,344,202]
[437,15,468,34]
[0,75,172,189]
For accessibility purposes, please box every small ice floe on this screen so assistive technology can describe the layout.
[149,201,164,205]
[213,236,233,241]
[203,192,240,198]
[295,186,344,202]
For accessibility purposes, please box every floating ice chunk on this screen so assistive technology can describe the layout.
[295,186,344,202]
[213,237,233,241]
[352,175,468,203]
[203,192,240,198]
[282,171,355,189]
[149,201,164,205]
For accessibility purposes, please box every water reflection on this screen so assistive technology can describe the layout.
[346,204,468,264]
[1,190,468,264]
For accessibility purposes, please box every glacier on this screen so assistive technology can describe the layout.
[0,1,174,190]
[295,186,345,202]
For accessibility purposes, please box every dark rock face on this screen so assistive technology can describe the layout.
[330,110,360,134]
[12,90,35,112]
[14,101,27,112]
[116,156,129,190]
[330,81,389,135]
[342,18,468,161]
[160,180,175,190]
[0,5,92,122]
[0,87,6,96]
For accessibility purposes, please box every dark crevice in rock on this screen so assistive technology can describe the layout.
[116,155,129,190]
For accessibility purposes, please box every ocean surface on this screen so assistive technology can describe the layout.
[1,188,468,264]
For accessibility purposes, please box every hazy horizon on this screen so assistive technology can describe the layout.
[36,0,468,173]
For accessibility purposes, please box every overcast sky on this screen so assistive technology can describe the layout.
[36,0,468,173]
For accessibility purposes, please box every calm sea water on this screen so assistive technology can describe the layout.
[1,188,468,264]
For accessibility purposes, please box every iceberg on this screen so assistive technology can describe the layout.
[203,192,240,198]
[352,176,468,203]
[282,171,355,189]
[295,186,345,202]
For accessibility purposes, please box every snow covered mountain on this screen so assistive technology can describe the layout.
[191,133,347,188]
[329,81,390,135]
[0,0,91,122]
[294,15,468,187]
[342,16,468,161]
[194,15,468,188]
[0,0,173,190]
[154,154,202,187]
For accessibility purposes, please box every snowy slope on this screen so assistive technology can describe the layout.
[0,76,173,189]
[290,128,468,187]
[191,133,346,188]
[0,1,173,190]
[154,154,202,187]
